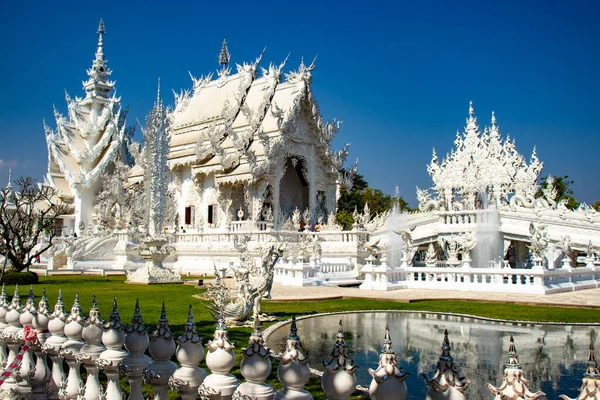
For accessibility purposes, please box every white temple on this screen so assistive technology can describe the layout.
[42,21,600,294]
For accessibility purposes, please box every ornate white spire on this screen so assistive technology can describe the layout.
[218,38,230,68]
[143,78,170,237]
[83,18,114,99]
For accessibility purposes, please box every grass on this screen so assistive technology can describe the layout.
[5,276,599,399]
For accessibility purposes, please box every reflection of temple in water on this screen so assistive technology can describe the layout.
[266,312,595,399]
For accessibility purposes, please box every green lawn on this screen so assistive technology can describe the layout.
[5,276,598,400]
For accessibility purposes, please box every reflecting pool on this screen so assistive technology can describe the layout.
[266,311,597,399]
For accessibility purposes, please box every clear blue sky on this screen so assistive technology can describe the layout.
[1,0,599,206]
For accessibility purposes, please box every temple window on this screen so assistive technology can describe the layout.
[207,205,214,224]
[185,206,195,225]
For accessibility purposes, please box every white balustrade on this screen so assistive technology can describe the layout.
[0,287,595,400]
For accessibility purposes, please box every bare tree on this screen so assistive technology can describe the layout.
[0,177,73,274]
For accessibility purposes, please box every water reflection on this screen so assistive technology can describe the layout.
[266,312,597,399]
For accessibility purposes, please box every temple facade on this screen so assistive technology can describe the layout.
[166,41,354,232]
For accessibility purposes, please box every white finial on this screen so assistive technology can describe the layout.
[7,169,11,188]
[491,111,497,127]
[469,100,474,116]
[96,18,105,61]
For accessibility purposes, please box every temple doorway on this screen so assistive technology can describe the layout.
[279,156,309,217]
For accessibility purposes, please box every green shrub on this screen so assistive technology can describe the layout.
[1,271,39,285]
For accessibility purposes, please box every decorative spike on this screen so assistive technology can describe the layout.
[586,335,599,377]
[10,284,22,311]
[469,100,474,116]
[288,316,299,340]
[85,293,103,326]
[37,288,51,315]
[67,292,84,324]
[0,284,7,308]
[104,297,124,331]
[178,304,200,344]
[382,324,394,354]
[279,316,308,365]
[151,301,172,340]
[98,18,105,35]
[336,319,345,343]
[441,329,452,359]
[160,301,167,320]
[25,285,36,313]
[126,298,146,334]
[491,111,497,127]
[506,335,520,368]
[216,309,227,332]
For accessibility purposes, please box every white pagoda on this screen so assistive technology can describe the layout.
[44,19,130,235]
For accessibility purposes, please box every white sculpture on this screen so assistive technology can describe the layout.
[78,295,106,400]
[234,318,275,400]
[276,316,312,400]
[122,299,151,400]
[202,316,239,400]
[98,298,128,400]
[488,336,546,399]
[321,320,358,400]
[145,302,177,400]
[44,290,68,398]
[170,305,207,400]
[559,336,600,400]
[422,330,470,400]
[368,324,409,400]
[59,293,86,400]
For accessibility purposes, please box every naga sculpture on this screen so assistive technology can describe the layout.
[206,243,284,325]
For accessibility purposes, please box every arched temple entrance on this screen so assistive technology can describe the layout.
[279,156,309,217]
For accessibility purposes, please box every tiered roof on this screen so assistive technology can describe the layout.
[168,44,353,187]
[426,102,542,208]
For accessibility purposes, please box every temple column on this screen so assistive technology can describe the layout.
[308,149,316,225]
[273,163,283,225]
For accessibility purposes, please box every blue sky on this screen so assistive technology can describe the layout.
[0,0,598,206]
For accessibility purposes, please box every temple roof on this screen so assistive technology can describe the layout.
[168,53,350,186]
[425,102,542,208]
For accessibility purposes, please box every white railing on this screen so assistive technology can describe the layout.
[175,230,367,245]
[399,266,600,294]
[0,286,589,400]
